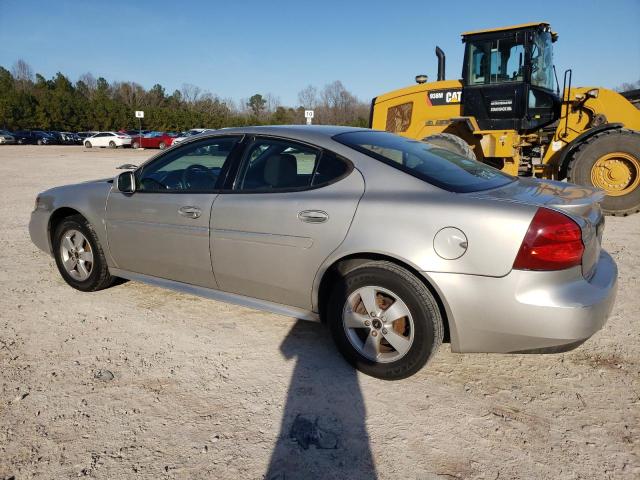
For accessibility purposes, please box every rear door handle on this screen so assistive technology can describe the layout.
[178,206,202,219]
[298,210,329,223]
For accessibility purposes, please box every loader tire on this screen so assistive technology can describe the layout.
[567,129,640,216]
[422,133,477,161]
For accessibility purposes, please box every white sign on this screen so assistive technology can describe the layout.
[304,110,314,118]
[135,111,144,118]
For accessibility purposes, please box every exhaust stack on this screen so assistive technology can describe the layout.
[435,46,446,81]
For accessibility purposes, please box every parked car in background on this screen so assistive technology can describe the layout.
[29,126,617,379]
[0,129,16,144]
[130,131,174,150]
[14,130,56,145]
[77,132,98,143]
[59,132,81,144]
[119,129,151,137]
[46,131,69,144]
[84,132,132,148]
[171,128,212,146]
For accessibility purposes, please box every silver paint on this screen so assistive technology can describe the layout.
[28,125,618,354]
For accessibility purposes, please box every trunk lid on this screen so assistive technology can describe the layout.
[468,178,605,278]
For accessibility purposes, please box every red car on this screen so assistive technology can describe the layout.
[130,132,175,150]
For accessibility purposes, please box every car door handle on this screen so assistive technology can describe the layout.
[178,206,202,219]
[298,210,329,223]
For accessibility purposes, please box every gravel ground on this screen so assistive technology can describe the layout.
[0,145,638,480]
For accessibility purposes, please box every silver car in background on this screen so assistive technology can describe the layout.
[29,126,617,379]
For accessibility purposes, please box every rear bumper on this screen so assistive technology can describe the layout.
[427,251,618,353]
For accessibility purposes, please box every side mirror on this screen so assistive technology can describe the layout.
[116,171,136,193]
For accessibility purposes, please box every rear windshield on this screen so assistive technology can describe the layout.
[333,130,514,193]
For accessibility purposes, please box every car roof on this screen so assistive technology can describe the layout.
[196,125,369,145]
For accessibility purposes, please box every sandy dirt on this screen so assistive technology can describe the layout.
[0,145,638,480]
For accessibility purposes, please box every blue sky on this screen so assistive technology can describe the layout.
[1,0,638,105]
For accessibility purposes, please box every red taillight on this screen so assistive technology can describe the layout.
[513,208,584,271]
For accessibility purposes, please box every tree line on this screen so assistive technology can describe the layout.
[0,59,371,132]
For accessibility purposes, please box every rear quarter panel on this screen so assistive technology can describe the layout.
[312,154,538,310]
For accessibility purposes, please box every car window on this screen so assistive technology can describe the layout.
[333,130,515,193]
[235,139,323,191]
[137,137,239,192]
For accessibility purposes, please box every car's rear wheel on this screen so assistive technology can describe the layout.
[53,215,115,292]
[327,261,443,380]
[109,140,116,148]
[84,141,92,148]
[158,141,167,150]
[37,139,43,146]
[132,141,140,149]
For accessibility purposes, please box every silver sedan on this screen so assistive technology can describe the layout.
[29,126,617,379]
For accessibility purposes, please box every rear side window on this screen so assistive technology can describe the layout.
[235,139,349,191]
[333,130,514,193]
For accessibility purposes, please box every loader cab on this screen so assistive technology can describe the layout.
[461,22,561,131]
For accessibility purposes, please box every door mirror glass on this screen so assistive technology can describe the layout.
[116,171,136,193]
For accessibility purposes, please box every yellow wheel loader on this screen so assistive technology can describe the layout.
[370,22,640,215]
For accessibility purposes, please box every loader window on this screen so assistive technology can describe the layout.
[530,31,555,91]
[466,35,525,85]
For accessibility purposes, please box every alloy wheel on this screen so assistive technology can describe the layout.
[59,229,94,281]
[342,285,414,363]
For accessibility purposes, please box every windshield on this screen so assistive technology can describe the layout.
[530,31,555,91]
[333,131,515,193]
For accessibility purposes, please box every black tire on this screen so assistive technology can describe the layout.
[567,129,640,216]
[53,215,116,292]
[85,141,92,148]
[327,261,443,380]
[132,141,140,149]
[158,142,166,150]
[422,133,477,160]
[108,140,116,148]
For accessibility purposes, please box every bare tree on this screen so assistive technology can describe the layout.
[320,80,358,125]
[181,83,202,104]
[264,93,281,113]
[12,59,33,82]
[79,72,97,90]
[615,79,640,92]
[297,85,318,109]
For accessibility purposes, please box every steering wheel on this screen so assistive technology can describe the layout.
[181,164,217,190]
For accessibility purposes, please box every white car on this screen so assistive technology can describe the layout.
[0,130,16,144]
[84,132,132,149]
[171,128,213,146]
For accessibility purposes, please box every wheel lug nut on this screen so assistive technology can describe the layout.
[364,320,371,326]
[382,328,388,334]
[371,331,378,337]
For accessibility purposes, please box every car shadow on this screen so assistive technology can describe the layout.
[265,320,378,480]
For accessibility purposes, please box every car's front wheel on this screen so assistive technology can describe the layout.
[328,261,443,380]
[53,215,115,292]
[84,141,92,148]
[132,141,140,149]
[158,141,167,150]
[109,140,116,148]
